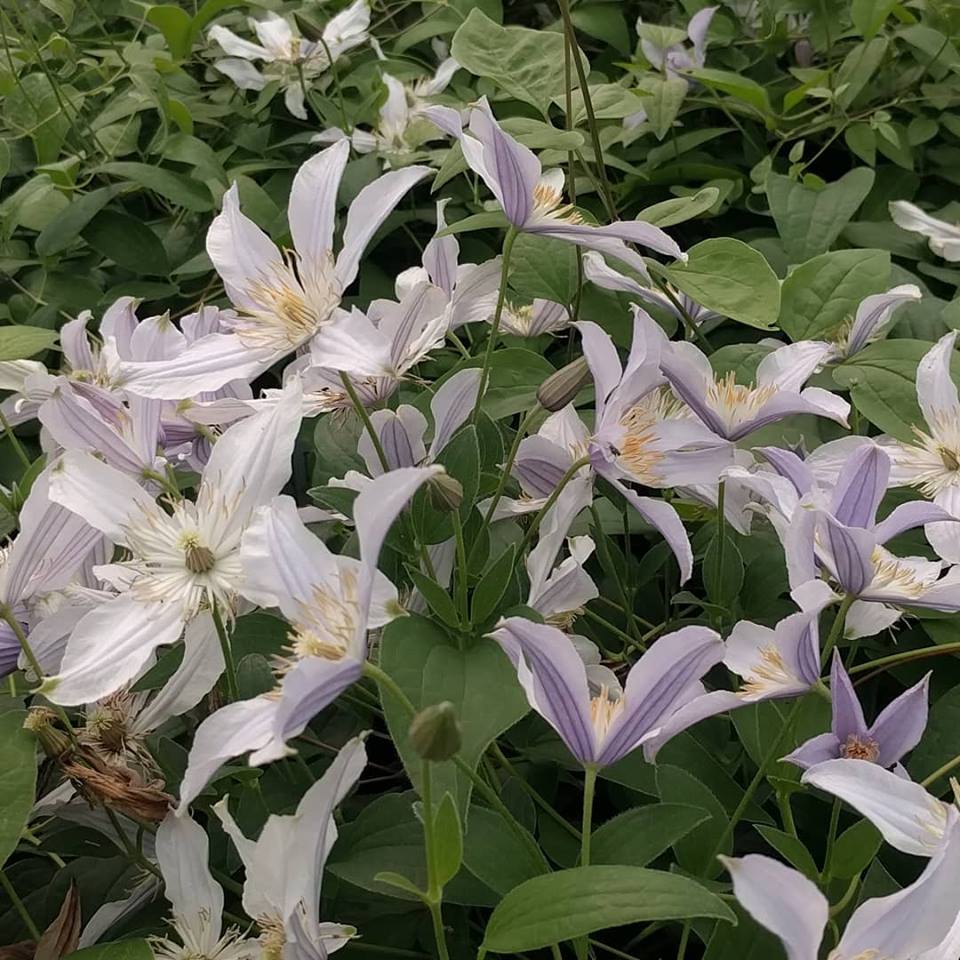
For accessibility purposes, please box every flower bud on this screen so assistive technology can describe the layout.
[24,707,72,760]
[409,701,462,761]
[537,356,590,412]
[427,473,463,513]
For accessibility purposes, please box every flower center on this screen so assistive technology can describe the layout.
[259,914,286,960]
[706,372,776,426]
[839,734,880,762]
[940,444,960,472]
[589,685,625,742]
[739,645,795,698]
[286,574,360,663]
[868,548,930,598]
[183,537,217,574]
[531,182,583,225]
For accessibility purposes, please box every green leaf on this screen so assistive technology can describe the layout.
[406,566,460,628]
[832,339,933,439]
[436,211,510,237]
[687,68,772,117]
[852,0,899,37]
[462,807,546,895]
[377,615,528,817]
[0,710,36,868]
[639,77,688,140]
[451,9,586,118]
[755,825,819,880]
[147,4,193,59]
[66,940,154,960]
[766,168,875,263]
[510,234,578,304]
[909,681,960,782]
[570,4,628,53]
[703,535,744,609]
[482,865,735,951]
[35,184,126,256]
[656,765,730,875]
[0,326,58,361]
[432,791,463,888]
[97,162,214,212]
[639,188,720,228]
[373,870,425,899]
[82,210,170,275]
[591,804,710,867]
[779,249,890,342]
[661,238,780,330]
[836,38,887,107]
[471,545,517,625]
[830,819,882,880]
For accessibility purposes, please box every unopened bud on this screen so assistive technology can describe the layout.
[409,701,462,761]
[24,707,72,760]
[427,473,463,513]
[293,12,325,41]
[537,356,590,412]
[794,39,813,68]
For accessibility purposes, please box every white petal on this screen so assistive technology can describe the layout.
[44,596,185,706]
[208,24,269,60]
[289,142,350,269]
[890,201,960,261]
[214,57,266,90]
[918,331,960,437]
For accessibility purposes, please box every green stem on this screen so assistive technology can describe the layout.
[556,0,617,221]
[340,371,389,472]
[518,456,591,555]
[421,759,451,960]
[212,603,239,703]
[715,478,727,591]
[0,410,30,470]
[481,404,540,528]
[581,766,597,866]
[848,641,960,678]
[820,798,842,882]
[451,511,469,627]
[0,868,40,940]
[820,594,855,665]
[646,264,712,352]
[778,791,797,837]
[922,751,960,789]
[473,227,518,423]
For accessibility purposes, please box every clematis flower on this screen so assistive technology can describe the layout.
[722,818,960,960]
[890,200,960,261]
[0,468,104,679]
[445,98,685,277]
[113,142,431,399]
[801,759,954,858]
[787,444,960,620]
[784,651,929,771]
[582,250,721,327]
[886,330,960,562]
[210,1,372,119]
[41,382,304,706]
[825,283,922,361]
[641,604,828,758]
[318,61,460,162]
[490,615,723,767]
[212,737,367,959]
[498,299,570,338]
[658,336,850,441]
[152,812,254,960]
[175,466,440,812]
[332,368,481,489]
[637,7,717,79]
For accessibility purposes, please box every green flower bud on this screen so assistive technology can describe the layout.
[427,473,464,513]
[409,701,462,761]
[536,356,590,412]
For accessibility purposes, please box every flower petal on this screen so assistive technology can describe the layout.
[890,201,960,261]
[829,443,890,529]
[918,331,960,436]
[430,368,481,457]
[869,671,930,768]
[289,141,350,269]
[846,284,922,357]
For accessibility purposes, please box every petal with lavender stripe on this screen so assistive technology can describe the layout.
[868,671,930,768]
[829,444,890,529]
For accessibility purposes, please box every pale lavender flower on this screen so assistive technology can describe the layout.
[175,466,439,812]
[784,651,929,771]
[890,200,960,261]
[441,98,685,278]
[638,7,717,78]
[114,143,431,399]
[827,283,921,360]
[490,615,723,767]
[658,335,850,441]
[722,816,960,960]
[886,331,960,562]
[498,299,570,338]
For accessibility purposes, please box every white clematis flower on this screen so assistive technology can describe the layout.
[41,382,304,705]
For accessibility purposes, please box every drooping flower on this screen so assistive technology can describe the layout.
[801,759,953,858]
[886,330,960,562]
[442,98,685,277]
[113,143,431,399]
[637,7,717,79]
[212,737,367,959]
[722,819,960,960]
[825,283,922,360]
[175,466,439,812]
[210,1,372,119]
[41,382,304,705]
[498,299,570,338]
[658,335,850,441]
[890,200,960,261]
[490,615,723,768]
[152,812,255,960]
[784,651,929,771]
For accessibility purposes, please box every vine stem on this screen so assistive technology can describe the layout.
[340,371,390,472]
[420,759,451,960]
[580,766,597,866]
[212,603,239,703]
[517,455,591,555]
[472,227,518,423]
[481,403,541,529]
[0,868,40,940]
